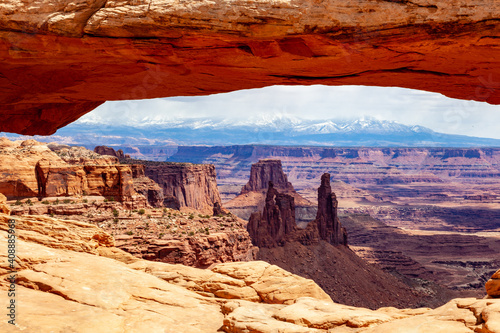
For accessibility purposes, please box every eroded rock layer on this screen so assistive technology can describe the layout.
[0,138,149,207]
[248,173,347,248]
[1,1,500,134]
[133,160,223,215]
[1,201,499,332]
[226,159,317,224]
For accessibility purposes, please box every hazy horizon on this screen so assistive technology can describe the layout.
[75,85,500,140]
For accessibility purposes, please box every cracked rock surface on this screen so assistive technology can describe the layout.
[1,0,500,134]
[1,193,499,332]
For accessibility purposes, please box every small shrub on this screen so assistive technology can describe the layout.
[138,209,145,215]
[41,200,49,205]
[112,209,119,217]
[159,233,164,239]
[145,222,149,229]
[82,199,88,203]
[14,200,22,206]
[132,209,138,213]
[103,199,108,203]
[113,218,119,224]
[165,224,171,229]
[49,213,54,217]
[125,231,133,236]
[188,214,194,220]
[146,214,151,218]
[188,231,195,236]
[109,197,115,202]
[26,199,32,205]
[63,199,71,204]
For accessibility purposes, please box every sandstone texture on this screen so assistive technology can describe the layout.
[1,211,499,332]
[94,145,126,160]
[226,159,317,224]
[129,164,164,208]
[111,210,258,268]
[133,160,223,215]
[248,173,347,248]
[0,138,148,207]
[487,270,500,298]
[241,160,295,194]
[1,1,500,134]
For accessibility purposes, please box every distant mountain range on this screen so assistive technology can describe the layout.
[3,116,500,148]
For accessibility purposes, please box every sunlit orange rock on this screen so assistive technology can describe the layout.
[1,0,499,135]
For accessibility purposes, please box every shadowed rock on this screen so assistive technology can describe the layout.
[248,174,347,248]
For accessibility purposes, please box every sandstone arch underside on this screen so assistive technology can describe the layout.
[1,0,500,135]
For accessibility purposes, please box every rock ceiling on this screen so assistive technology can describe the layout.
[1,0,499,134]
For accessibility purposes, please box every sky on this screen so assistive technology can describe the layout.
[78,85,500,139]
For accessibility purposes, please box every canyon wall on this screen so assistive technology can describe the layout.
[1,1,500,134]
[134,161,223,215]
[0,139,149,206]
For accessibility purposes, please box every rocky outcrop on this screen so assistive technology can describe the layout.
[0,194,10,215]
[248,174,347,248]
[1,1,500,134]
[1,212,499,332]
[487,270,500,298]
[129,164,164,208]
[247,182,297,248]
[117,230,257,268]
[241,160,294,194]
[0,138,146,207]
[136,161,222,215]
[314,173,347,246]
[226,159,317,224]
[94,145,126,160]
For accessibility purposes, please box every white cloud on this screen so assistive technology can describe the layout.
[78,85,500,139]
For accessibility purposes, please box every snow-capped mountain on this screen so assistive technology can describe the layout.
[3,117,500,148]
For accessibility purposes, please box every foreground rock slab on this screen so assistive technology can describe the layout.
[0,211,499,332]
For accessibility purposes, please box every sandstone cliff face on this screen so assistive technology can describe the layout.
[94,145,126,160]
[248,174,347,248]
[129,164,164,208]
[314,173,347,246]
[241,160,294,194]
[1,211,499,332]
[139,161,222,215]
[1,2,500,134]
[226,159,317,224]
[0,138,146,207]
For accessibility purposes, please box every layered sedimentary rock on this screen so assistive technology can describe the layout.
[248,174,347,248]
[314,173,347,245]
[226,159,317,224]
[129,164,164,207]
[487,270,500,298]
[241,160,294,194]
[94,145,126,160]
[1,1,500,134]
[2,205,499,332]
[0,138,146,206]
[137,161,222,215]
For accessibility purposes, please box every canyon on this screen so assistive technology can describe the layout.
[1,0,500,330]
[169,146,500,296]
[169,145,500,230]
[1,1,500,134]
